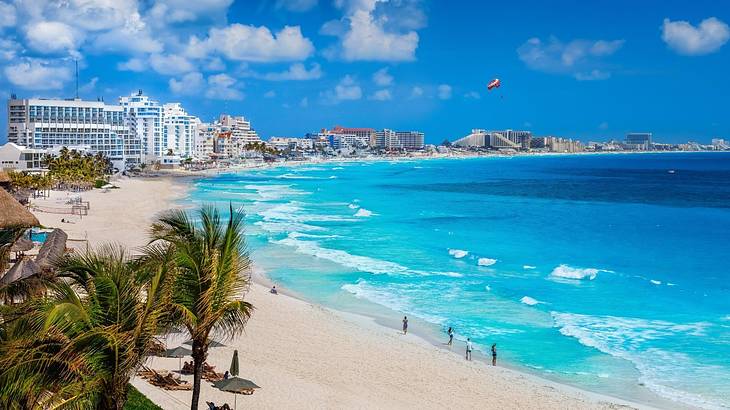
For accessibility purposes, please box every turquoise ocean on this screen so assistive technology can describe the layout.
[188,153,730,409]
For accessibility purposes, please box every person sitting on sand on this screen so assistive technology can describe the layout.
[402,316,408,335]
[206,401,217,410]
[491,343,497,366]
[447,327,454,346]
[224,370,229,380]
[221,404,231,410]
[270,285,278,294]
[466,338,473,361]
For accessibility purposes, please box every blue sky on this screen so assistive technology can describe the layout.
[1,0,729,144]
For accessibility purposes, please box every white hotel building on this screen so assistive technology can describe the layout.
[6,97,136,169]
[163,103,199,159]
[119,91,164,163]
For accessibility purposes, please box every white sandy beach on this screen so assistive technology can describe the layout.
[32,176,642,410]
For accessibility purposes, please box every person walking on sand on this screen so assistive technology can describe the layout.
[447,327,454,346]
[491,343,497,366]
[466,338,473,361]
[402,316,408,335]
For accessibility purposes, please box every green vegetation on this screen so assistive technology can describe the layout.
[0,204,253,410]
[124,386,162,410]
[148,205,254,410]
[8,147,113,193]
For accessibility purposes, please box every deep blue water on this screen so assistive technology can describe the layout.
[189,153,730,409]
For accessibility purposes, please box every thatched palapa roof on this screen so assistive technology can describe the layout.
[35,229,68,270]
[11,237,34,252]
[0,258,41,286]
[0,170,11,184]
[0,188,39,229]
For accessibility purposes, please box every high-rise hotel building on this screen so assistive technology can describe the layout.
[163,103,200,158]
[6,96,137,169]
[119,90,164,163]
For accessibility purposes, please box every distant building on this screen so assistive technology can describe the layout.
[328,126,376,147]
[711,138,728,150]
[374,129,425,150]
[268,137,313,151]
[453,129,531,150]
[7,96,134,170]
[119,90,164,164]
[625,133,652,150]
[163,103,199,159]
[194,123,217,160]
[0,142,46,171]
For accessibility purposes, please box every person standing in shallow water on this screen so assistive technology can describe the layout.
[402,316,408,335]
[491,343,497,366]
[466,338,473,361]
[447,327,454,346]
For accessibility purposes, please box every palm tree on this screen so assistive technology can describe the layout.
[148,205,254,410]
[0,244,174,409]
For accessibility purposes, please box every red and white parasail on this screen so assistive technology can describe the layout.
[487,78,501,91]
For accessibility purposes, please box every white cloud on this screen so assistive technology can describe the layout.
[25,21,83,55]
[169,72,205,95]
[437,84,452,100]
[261,63,322,81]
[517,36,623,80]
[205,57,226,71]
[369,89,392,101]
[20,0,137,32]
[264,90,277,98]
[0,1,17,28]
[410,86,423,98]
[205,73,244,100]
[661,17,729,56]
[464,91,481,99]
[372,67,393,86]
[321,75,362,103]
[117,57,147,72]
[148,0,233,24]
[149,53,194,76]
[574,69,611,81]
[4,59,73,90]
[78,76,99,94]
[275,0,318,12]
[92,12,163,54]
[188,24,314,62]
[324,0,423,62]
[341,9,418,61]
[0,38,21,60]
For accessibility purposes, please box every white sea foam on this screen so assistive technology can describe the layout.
[259,201,357,224]
[477,257,497,266]
[550,264,610,281]
[341,280,448,325]
[276,173,321,180]
[332,167,344,170]
[485,285,491,291]
[667,282,677,286]
[275,237,462,277]
[552,312,722,409]
[523,265,537,270]
[243,184,304,201]
[354,208,374,217]
[288,231,339,239]
[329,175,338,179]
[348,203,360,209]
[650,279,662,285]
[448,249,468,259]
[520,296,541,306]
[254,221,324,234]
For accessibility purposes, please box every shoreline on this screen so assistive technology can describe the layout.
[27,173,693,409]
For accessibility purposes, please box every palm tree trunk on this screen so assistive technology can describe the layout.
[191,340,206,410]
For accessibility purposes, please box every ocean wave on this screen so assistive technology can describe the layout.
[477,257,497,266]
[253,221,324,233]
[276,173,321,180]
[520,296,542,306]
[275,237,462,277]
[332,167,344,170]
[552,312,723,409]
[650,279,662,285]
[259,201,358,224]
[448,249,469,259]
[550,264,610,281]
[288,231,339,239]
[354,208,374,217]
[341,279,448,325]
[347,203,360,209]
[523,265,537,270]
[243,184,305,200]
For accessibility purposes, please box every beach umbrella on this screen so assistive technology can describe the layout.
[212,377,260,410]
[158,345,192,372]
[183,339,226,348]
[0,259,40,286]
[35,229,68,271]
[229,350,239,377]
